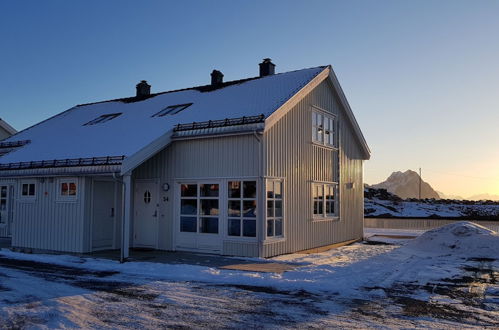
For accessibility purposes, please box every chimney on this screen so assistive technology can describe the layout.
[259,58,275,77]
[136,80,151,98]
[211,70,224,86]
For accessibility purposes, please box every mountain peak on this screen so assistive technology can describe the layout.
[372,170,440,200]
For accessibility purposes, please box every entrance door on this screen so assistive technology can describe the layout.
[176,182,221,253]
[92,181,115,250]
[0,185,12,237]
[134,180,159,248]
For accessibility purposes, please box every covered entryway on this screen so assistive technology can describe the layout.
[133,179,159,248]
[176,182,222,253]
[92,180,116,250]
[0,185,13,237]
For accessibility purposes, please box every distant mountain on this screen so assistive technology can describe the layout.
[372,170,440,200]
[467,193,499,201]
[436,191,464,200]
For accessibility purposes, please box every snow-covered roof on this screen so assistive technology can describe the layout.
[0,67,325,165]
[0,65,370,174]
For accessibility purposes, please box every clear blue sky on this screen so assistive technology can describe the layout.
[1,0,498,196]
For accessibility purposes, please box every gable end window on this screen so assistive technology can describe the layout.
[83,113,122,126]
[152,103,193,117]
[312,111,335,147]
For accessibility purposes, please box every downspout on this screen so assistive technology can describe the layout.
[112,172,127,263]
[252,130,265,258]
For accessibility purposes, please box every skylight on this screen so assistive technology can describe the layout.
[83,113,122,126]
[152,103,193,117]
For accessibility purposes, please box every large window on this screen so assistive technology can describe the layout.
[227,181,257,238]
[180,183,220,234]
[313,183,338,218]
[266,179,284,238]
[312,111,335,147]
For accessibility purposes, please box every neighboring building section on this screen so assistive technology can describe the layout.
[0,119,16,141]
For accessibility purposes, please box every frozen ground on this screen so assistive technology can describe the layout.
[0,222,498,328]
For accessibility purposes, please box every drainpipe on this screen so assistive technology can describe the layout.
[112,172,131,263]
[252,130,265,258]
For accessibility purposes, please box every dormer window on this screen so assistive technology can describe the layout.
[84,113,122,126]
[152,103,193,117]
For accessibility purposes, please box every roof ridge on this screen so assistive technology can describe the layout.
[76,65,328,107]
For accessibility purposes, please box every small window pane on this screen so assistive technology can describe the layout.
[180,217,197,232]
[266,181,274,198]
[275,219,283,236]
[267,219,274,237]
[267,200,274,217]
[228,219,241,236]
[200,217,218,234]
[61,183,69,196]
[1,187,6,198]
[22,184,28,196]
[68,183,77,196]
[201,199,219,216]
[275,200,283,217]
[314,201,322,215]
[200,184,219,197]
[180,199,197,215]
[274,182,282,199]
[0,199,6,211]
[28,184,35,196]
[228,200,241,217]
[228,181,241,198]
[181,184,197,197]
[243,181,257,199]
[243,200,256,217]
[243,219,256,237]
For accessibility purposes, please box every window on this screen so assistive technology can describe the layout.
[180,183,219,234]
[227,181,257,238]
[57,178,78,201]
[20,182,36,200]
[152,103,193,117]
[0,186,8,224]
[266,179,284,238]
[313,183,338,218]
[312,111,335,147]
[83,113,122,126]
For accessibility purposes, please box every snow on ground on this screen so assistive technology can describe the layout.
[365,197,499,218]
[0,222,498,328]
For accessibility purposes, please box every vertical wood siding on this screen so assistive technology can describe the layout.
[10,177,87,253]
[263,80,365,257]
[134,135,260,252]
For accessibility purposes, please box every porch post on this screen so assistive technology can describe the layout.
[121,173,132,262]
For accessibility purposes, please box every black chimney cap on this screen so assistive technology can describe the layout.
[136,80,151,98]
[259,58,276,77]
[211,70,224,86]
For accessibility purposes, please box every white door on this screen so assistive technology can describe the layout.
[176,182,221,253]
[134,180,159,248]
[92,181,115,250]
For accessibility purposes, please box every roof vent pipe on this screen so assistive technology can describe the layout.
[259,58,275,77]
[136,80,151,98]
[211,70,224,86]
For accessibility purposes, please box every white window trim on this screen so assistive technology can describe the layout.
[311,107,337,148]
[0,184,10,226]
[19,180,37,202]
[226,180,259,239]
[311,181,340,222]
[264,178,286,241]
[56,178,79,202]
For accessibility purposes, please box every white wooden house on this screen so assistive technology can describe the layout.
[0,59,370,258]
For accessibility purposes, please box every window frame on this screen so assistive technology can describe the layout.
[312,182,339,221]
[226,180,258,239]
[152,103,193,117]
[311,108,337,149]
[83,113,122,126]
[19,180,37,202]
[265,178,285,240]
[56,178,79,202]
[179,182,221,235]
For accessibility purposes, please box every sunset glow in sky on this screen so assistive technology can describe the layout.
[1,0,498,197]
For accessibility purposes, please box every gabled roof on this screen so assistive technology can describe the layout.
[0,65,370,175]
[0,118,17,136]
